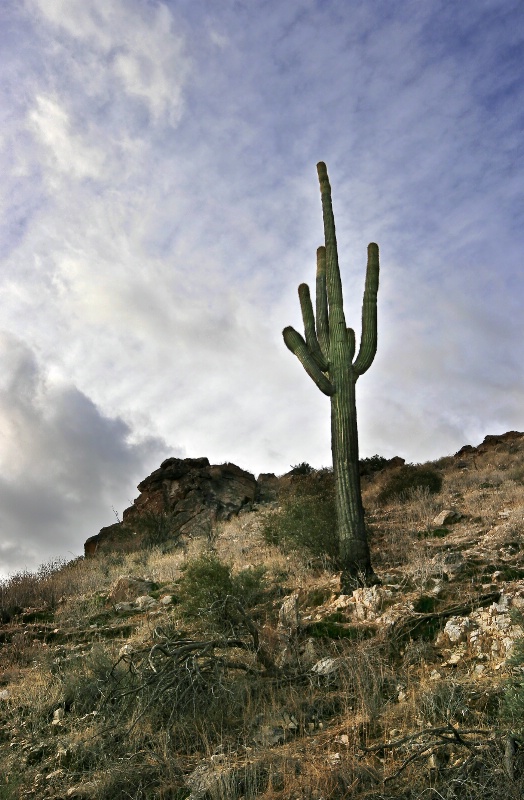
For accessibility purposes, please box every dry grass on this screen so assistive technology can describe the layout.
[1,435,524,798]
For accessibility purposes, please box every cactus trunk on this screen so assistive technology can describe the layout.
[331,366,373,587]
[283,163,380,590]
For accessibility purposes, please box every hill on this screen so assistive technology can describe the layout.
[1,432,524,799]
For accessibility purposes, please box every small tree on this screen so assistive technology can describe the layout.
[283,162,380,590]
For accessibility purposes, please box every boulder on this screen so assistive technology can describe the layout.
[108,576,155,604]
[85,458,257,556]
[135,595,157,610]
[432,509,462,527]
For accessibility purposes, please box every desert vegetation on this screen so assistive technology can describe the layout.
[1,433,524,798]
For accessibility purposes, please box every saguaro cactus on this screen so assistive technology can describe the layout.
[283,162,380,590]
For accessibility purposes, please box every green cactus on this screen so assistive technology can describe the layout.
[283,162,380,590]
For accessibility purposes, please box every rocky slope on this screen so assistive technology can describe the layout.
[0,432,523,799]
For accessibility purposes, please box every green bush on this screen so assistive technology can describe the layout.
[359,454,389,476]
[262,470,339,566]
[377,464,443,504]
[177,552,266,626]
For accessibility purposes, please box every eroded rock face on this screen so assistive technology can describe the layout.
[85,457,257,556]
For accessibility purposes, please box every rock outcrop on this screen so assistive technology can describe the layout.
[84,449,412,557]
[85,457,257,556]
[455,430,524,458]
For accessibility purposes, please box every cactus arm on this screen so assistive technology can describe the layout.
[298,283,329,371]
[317,162,346,337]
[282,326,335,396]
[315,246,329,358]
[353,242,380,376]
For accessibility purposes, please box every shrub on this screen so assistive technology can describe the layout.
[359,454,389,476]
[377,464,443,504]
[130,509,182,549]
[262,470,339,566]
[0,557,71,614]
[502,614,524,732]
[177,552,266,626]
[288,461,314,475]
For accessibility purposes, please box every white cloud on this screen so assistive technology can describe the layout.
[29,94,106,183]
[29,0,187,125]
[0,0,523,574]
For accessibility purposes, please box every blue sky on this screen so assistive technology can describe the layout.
[1,0,523,577]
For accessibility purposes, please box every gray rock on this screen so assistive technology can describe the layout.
[135,595,157,610]
[278,591,300,635]
[439,552,466,580]
[108,576,155,604]
[433,509,462,526]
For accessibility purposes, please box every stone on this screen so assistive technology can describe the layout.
[439,616,476,644]
[311,657,340,677]
[278,591,300,635]
[432,509,462,526]
[256,472,280,502]
[330,594,353,611]
[108,576,155,603]
[115,602,134,613]
[160,594,174,606]
[440,552,466,580]
[135,595,157,610]
[351,585,392,620]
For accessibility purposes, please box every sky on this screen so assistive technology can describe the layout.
[0,0,523,579]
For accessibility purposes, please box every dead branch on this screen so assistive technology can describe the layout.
[390,591,501,643]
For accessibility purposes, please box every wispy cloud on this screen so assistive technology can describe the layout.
[0,0,522,575]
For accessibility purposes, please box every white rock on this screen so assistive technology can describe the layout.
[311,657,340,677]
[278,591,300,634]
[160,594,173,606]
[442,616,475,644]
[352,585,391,620]
[135,595,157,610]
[331,594,353,610]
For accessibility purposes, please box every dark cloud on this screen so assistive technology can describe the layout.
[0,333,171,578]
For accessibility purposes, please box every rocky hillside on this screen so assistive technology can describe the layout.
[0,432,524,799]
